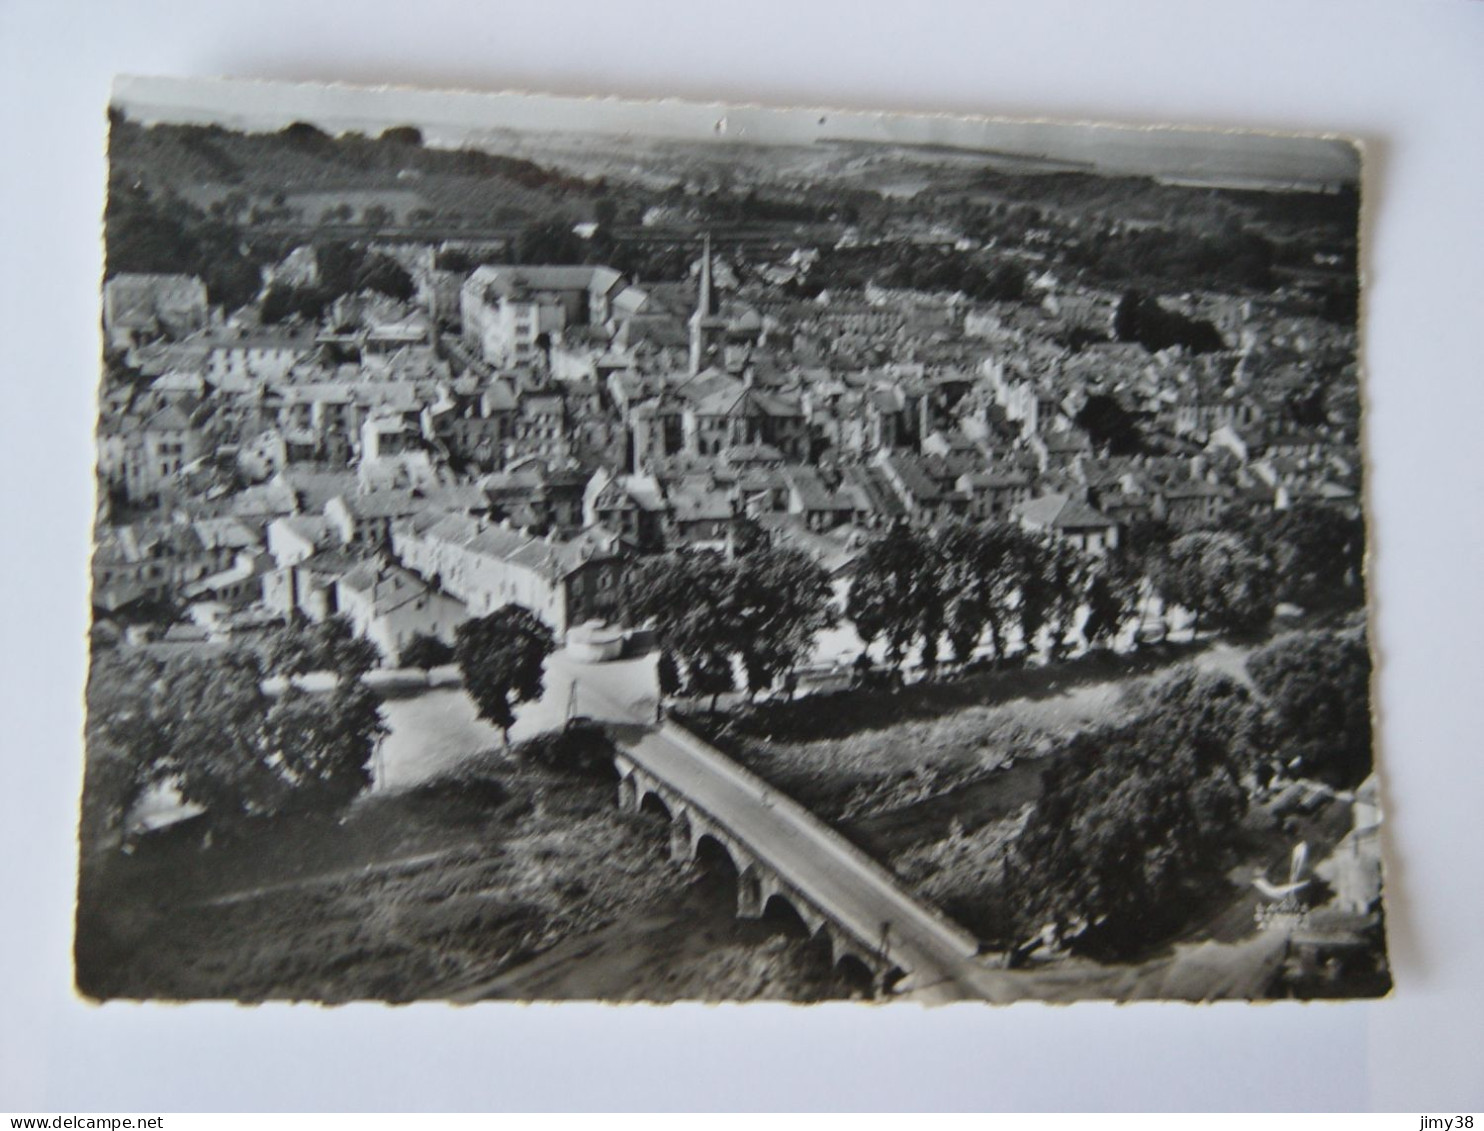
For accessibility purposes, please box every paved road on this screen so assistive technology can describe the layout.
[299,649,661,793]
[581,686,1000,1002]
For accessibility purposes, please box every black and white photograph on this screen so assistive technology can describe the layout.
[77,74,1387,1006]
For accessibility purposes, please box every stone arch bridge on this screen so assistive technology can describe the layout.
[599,710,991,1001]
[618,754,894,988]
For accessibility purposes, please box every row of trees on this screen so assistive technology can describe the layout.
[845,521,1146,674]
[787,243,1028,303]
[107,164,418,325]
[610,501,1356,709]
[843,502,1362,677]
[1071,219,1279,294]
[623,545,837,706]
[1003,627,1373,956]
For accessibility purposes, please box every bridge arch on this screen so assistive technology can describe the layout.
[631,771,663,816]
[693,831,741,878]
[761,890,824,940]
[834,952,878,995]
[639,789,673,822]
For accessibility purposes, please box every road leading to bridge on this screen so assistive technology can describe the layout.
[581,685,1004,1002]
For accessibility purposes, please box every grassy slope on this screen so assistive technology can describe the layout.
[75,754,661,1001]
[685,640,1368,961]
[684,646,1207,827]
[74,740,860,1003]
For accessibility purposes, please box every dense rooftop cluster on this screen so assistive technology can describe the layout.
[94,157,1362,674]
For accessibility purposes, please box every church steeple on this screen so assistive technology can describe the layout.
[696,232,715,318]
[689,232,723,375]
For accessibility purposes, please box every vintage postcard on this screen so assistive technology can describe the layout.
[78,75,1385,1003]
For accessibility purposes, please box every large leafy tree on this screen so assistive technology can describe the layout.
[267,682,388,809]
[846,523,944,673]
[1006,728,1210,954]
[1082,546,1143,651]
[400,632,455,681]
[624,550,738,706]
[312,615,382,683]
[1040,539,1090,661]
[264,615,381,686]
[83,652,169,845]
[354,253,415,302]
[1009,529,1057,660]
[624,546,837,705]
[727,546,837,697]
[1132,666,1269,780]
[1268,503,1366,612]
[1248,630,1373,789]
[156,649,288,819]
[454,606,556,746]
[935,522,1046,665]
[937,521,997,665]
[1160,530,1274,637]
[514,218,585,265]
[260,283,330,326]
[84,645,389,837]
[1074,393,1146,456]
[979,525,1041,663]
[265,621,318,685]
[313,240,367,297]
[1005,666,1262,956]
[1121,516,1176,581]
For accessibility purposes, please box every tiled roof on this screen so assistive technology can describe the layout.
[414,513,619,580]
[333,489,422,520]
[839,466,908,518]
[143,405,192,433]
[467,264,624,299]
[337,564,438,616]
[192,517,261,550]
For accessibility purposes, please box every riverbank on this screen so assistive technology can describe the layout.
[678,631,1383,993]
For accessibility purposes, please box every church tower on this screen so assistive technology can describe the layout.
[688,233,726,375]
